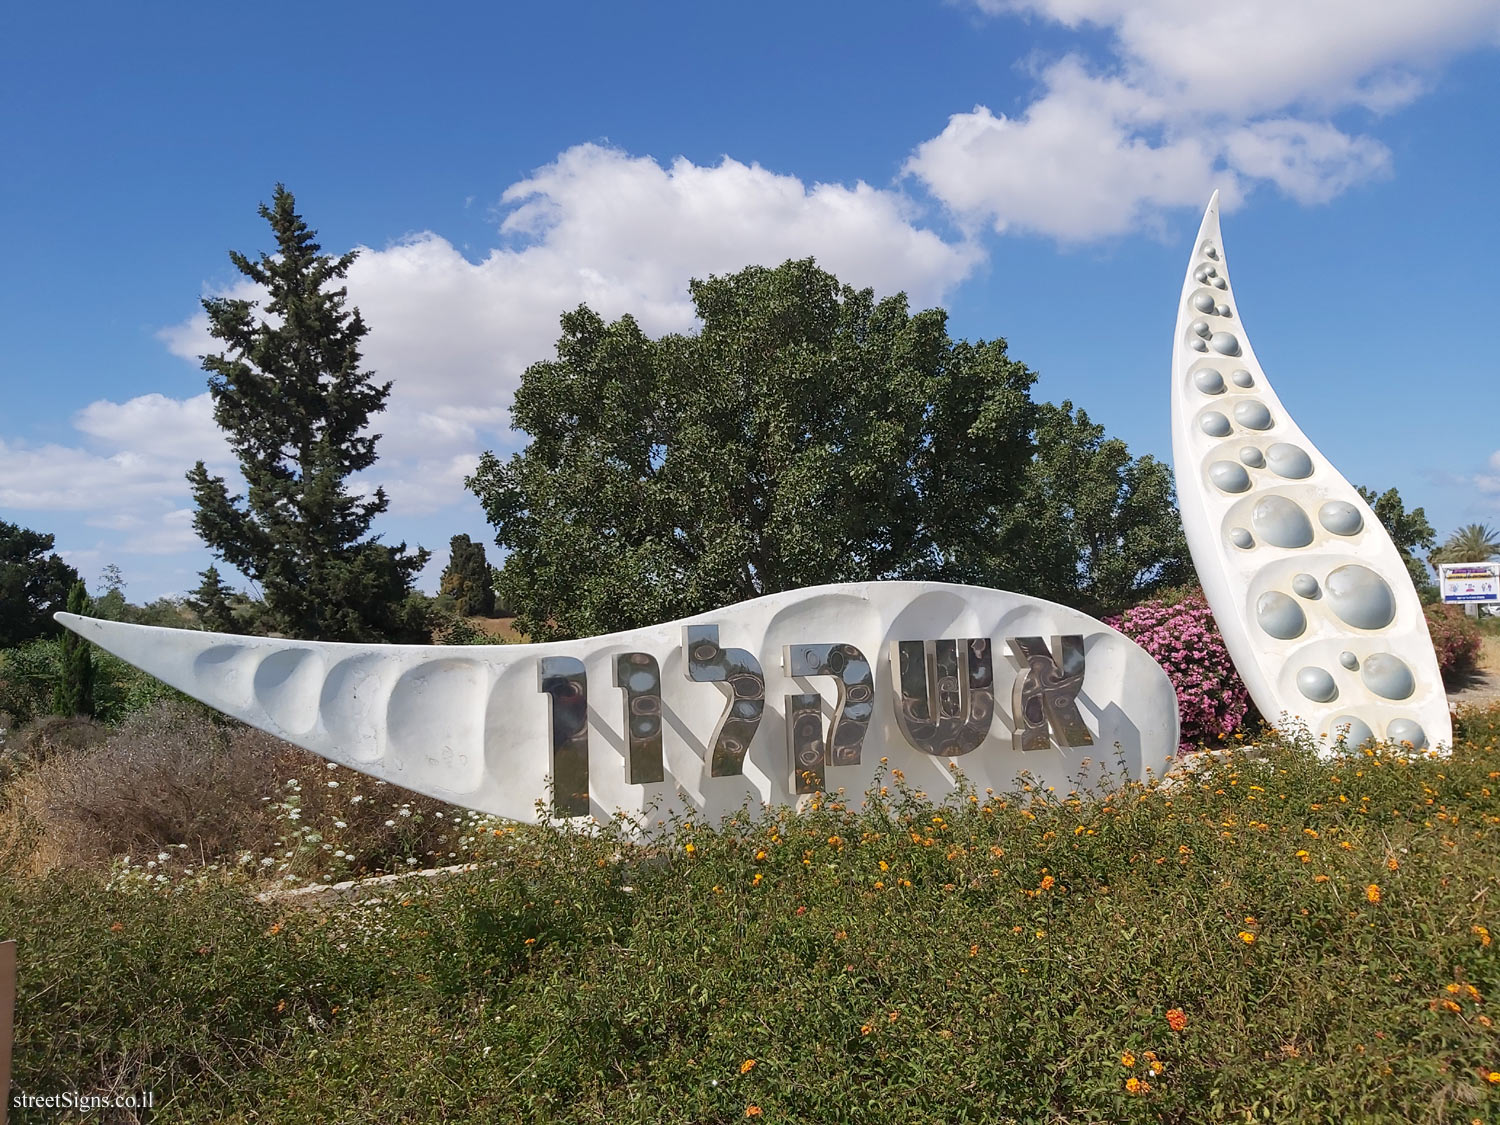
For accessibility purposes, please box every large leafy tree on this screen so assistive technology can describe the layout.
[187,185,429,642]
[1356,484,1437,600]
[1001,402,1194,616]
[0,519,79,647]
[468,258,1184,640]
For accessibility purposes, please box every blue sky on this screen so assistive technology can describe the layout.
[3,0,1498,602]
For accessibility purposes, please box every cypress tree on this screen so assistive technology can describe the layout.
[53,581,94,717]
[439,534,496,617]
[186,185,429,642]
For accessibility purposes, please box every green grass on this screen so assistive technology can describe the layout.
[8,709,1500,1123]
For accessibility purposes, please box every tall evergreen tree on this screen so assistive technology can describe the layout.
[186,185,429,642]
[439,534,496,617]
[187,565,238,633]
[53,581,94,717]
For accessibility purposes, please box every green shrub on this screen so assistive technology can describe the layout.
[7,715,1500,1122]
[1426,603,1484,684]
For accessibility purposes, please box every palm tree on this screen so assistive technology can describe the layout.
[1432,523,1500,565]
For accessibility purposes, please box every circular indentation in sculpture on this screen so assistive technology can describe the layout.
[1216,303,1231,317]
[252,648,326,735]
[1229,527,1254,549]
[1192,292,1217,313]
[1326,565,1396,629]
[1256,591,1306,639]
[321,654,392,763]
[1328,715,1374,748]
[1213,277,1227,290]
[1266,443,1313,479]
[1240,446,1264,467]
[1297,666,1338,702]
[1191,339,1208,352]
[1210,332,1241,356]
[1200,411,1231,437]
[1191,320,1211,339]
[1202,243,1218,260]
[1292,573,1320,598]
[1209,461,1251,493]
[1251,495,1313,547]
[1339,651,1359,670]
[1386,718,1427,749]
[1361,653,1414,700]
[1231,370,1254,388]
[1318,501,1363,536]
[1233,401,1272,429]
[1194,369,1225,394]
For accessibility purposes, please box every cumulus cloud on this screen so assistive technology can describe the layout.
[14,145,977,593]
[916,0,1500,238]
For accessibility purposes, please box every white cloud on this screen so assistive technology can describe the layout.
[15,145,978,595]
[918,0,1500,238]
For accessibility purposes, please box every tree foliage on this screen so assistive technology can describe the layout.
[52,581,94,718]
[187,565,239,633]
[0,519,79,648]
[439,535,496,617]
[186,185,429,642]
[468,259,1187,640]
[1356,484,1437,601]
[1432,523,1500,566]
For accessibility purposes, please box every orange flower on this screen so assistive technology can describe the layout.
[1166,1008,1188,1032]
[746,1107,763,1118]
[1125,1076,1149,1094]
[1039,874,1056,891]
[1295,850,1310,863]
[889,1010,900,1022]
[1313,874,1330,883]
[265,921,283,936]
[1365,884,1381,904]
[109,922,124,933]
[1120,1050,1136,1067]
[1487,1072,1500,1086]
[752,873,763,886]
[860,1024,873,1035]
[1474,924,1492,947]
[740,1059,756,1074]
[1387,856,1399,871]
[1238,931,1257,945]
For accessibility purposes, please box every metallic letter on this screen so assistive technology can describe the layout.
[1008,635,1093,751]
[538,656,589,816]
[889,638,995,757]
[613,652,664,784]
[785,692,825,793]
[684,625,764,776]
[783,642,873,792]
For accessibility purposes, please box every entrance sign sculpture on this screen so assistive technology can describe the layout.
[1171,193,1451,752]
[59,583,1179,821]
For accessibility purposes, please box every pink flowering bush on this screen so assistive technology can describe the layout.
[1107,591,1251,752]
[1424,603,1482,685]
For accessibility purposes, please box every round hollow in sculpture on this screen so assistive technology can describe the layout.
[1328,715,1374,748]
[1216,303,1231,317]
[1200,411,1232,437]
[1251,495,1314,548]
[1192,292,1217,313]
[1386,718,1427,749]
[1296,666,1338,702]
[1191,319,1212,338]
[1326,565,1396,630]
[1231,370,1254,388]
[1233,401,1272,430]
[1191,339,1208,352]
[1229,527,1254,549]
[1292,573,1320,598]
[1194,369,1225,394]
[1339,651,1359,670]
[1240,446,1265,467]
[1318,501,1363,536]
[1210,332,1241,356]
[1210,461,1251,493]
[1255,591,1306,639]
[1361,653,1414,700]
[1266,443,1313,479]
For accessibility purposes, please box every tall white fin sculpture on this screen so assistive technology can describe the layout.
[56,582,1179,822]
[1171,193,1451,752]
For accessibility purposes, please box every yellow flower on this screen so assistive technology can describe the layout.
[752,873,763,886]
[1474,924,1492,947]
[1238,931,1257,945]
[740,1059,756,1074]
[1295,850,1310,862]
[969,943,979,957]
[1488,1072,1500,1086]
[1313,874,1330,883]
[755,850,767,861]
[1039,874,1056,891]
[1446,983,1462,994]
[1124,1076,1143,1094]
[1365,884,1381,904]
[860,1024,872,1035]
[684,842,696,855]
[1120,1050,1136,1067]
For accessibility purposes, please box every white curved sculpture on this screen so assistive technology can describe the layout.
[59,582,1179,821]
[1171,193,1451,752]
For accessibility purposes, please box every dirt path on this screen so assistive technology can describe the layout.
[1448,636,1500,711]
